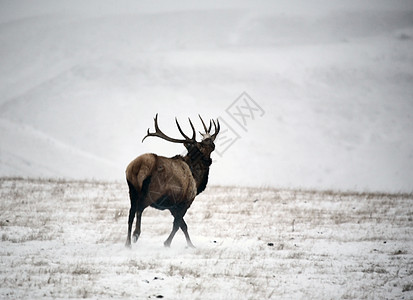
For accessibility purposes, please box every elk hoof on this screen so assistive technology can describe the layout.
[132,234,139,243]
[164,241,171,248]
[125,240,132,248]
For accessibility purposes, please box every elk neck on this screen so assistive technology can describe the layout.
[183,147,212,195]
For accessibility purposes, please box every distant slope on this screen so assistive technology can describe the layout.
[0,118,122,179]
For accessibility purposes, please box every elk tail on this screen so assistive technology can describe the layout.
[125,153,156,195]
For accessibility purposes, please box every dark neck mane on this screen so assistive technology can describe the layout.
[182,148,212,195]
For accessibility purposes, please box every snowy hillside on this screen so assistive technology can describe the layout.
[1,0,413,192]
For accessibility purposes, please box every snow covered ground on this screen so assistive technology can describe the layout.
[0,178,412,299]
[0,1,413,192]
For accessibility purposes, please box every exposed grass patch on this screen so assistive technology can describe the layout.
[403,283,413,292]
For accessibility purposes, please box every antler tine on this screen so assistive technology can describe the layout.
[142,114,159,142]
[188,117,196,140]
[154,113,161,132]
[198,114,209,133]
[175,118,189,140]
[210,118,220,142]
[142,114,195,144]
[176,117,196,142]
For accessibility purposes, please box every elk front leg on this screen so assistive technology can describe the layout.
[164,217,181,248]
[164,207,194,248]
[180,218,195,248]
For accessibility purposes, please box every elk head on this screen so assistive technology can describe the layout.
[142,114,220,161]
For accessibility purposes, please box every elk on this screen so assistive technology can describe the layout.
[125,114,220,248]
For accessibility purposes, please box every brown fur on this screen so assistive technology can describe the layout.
[125,153,156,193]
[125,154,197,210]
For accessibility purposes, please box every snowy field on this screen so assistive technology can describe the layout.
[0,178,412,299]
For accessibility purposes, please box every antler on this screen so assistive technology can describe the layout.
[210,118,220,141]
[198,115,212,134]
[176,117,196,141]
[142,114,197,144]
[199,115,220,141]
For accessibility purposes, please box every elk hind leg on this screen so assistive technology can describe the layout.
[126,204,136,247]
[132,209,143,243]
[132,176,151,244]
[126,180,138,248]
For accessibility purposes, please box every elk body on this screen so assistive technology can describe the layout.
[125,114,220,248]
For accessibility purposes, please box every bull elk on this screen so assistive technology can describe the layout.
[125,114,220,248]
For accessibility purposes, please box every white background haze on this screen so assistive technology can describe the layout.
[1,0,412,192]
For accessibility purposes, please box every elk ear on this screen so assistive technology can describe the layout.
[184,142,192,149]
